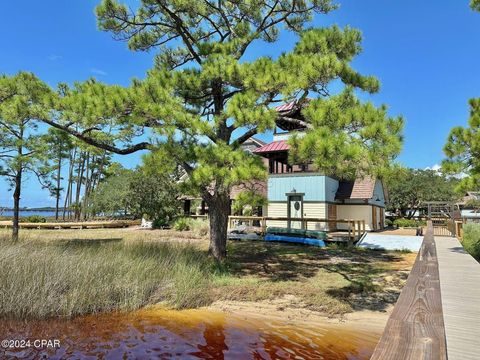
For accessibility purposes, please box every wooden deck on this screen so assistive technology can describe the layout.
[436,236,480,360]
[371,222,480,359]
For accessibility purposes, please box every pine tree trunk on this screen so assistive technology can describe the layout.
[74,152,85,221]
[66,148,77,220]
[206,192,230,261]
[63,149,75,220]
[82,154,90,220]
[55,157,62,221]
[12,125,25,242]
[12,168,22,242]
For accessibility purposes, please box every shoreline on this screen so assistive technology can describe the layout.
[203,297,391,333]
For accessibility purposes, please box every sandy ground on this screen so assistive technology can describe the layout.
[206,296,392,333]
[373,228,420,236]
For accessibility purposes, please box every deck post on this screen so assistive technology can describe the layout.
[347,220,352,246]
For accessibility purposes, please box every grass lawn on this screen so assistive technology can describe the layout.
[0,228,416,319]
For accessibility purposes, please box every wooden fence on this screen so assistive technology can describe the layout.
[227,215,366,243]
[371,221,447,359]
[431,217,455,237]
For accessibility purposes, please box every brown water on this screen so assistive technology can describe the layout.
[0,309,380,359]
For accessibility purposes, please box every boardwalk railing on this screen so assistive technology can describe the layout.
[371,221,447,359]
[227,215,366,243]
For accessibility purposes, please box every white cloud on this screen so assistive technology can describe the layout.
[425,163,469,179]
[90,68,108,76]
[47,54,63,61]
[425,164,442,172]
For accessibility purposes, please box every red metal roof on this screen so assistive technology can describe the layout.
[275,98,311,113]
[253,140,290,154]
[275,101,297,112]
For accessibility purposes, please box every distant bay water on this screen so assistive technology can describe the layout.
[1,210,57,218]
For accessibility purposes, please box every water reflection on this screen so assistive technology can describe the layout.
[0,309,379,359]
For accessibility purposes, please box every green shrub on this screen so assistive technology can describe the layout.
[21,215,47,223]
[152,218,169,229]
[462,223,480,261]
[173,217,192,231]
[394,218,425,228]
[173,217,209,237]
[385,218,393,227]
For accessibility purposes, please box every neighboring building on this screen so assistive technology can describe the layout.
[457,191,480,208]
[457,192,480,221]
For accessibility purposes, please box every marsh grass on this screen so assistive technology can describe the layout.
[0,228,415,320]
[0,233,212,319]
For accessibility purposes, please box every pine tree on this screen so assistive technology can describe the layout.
[0,73,50,241]
[442,98,480,191]
[41,0,403,260]
[471,0,480,11]
[41,128,74,220]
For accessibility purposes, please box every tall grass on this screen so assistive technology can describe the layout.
[462,223,480,261]
[0,235,213,319]
[173,218,209,237]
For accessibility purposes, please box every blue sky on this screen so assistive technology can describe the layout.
[0,0,479,207]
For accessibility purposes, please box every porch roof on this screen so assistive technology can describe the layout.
[253,140,289,155]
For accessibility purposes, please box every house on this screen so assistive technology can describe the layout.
[182,99,388,231]
[253,139,387,231]
[250,100,387,231]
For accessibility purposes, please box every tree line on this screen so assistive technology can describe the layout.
[0,74,182,238]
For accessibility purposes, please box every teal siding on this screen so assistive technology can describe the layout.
[368,180,386,207]
[268,174,339,202]
[325,176,339,202]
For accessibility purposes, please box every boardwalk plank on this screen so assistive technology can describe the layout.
[436,236,480,360]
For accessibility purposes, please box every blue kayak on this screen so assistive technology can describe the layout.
[264,234,326,247]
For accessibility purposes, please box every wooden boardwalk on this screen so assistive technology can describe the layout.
[371,222,480,359]
[0,220,138,230]
[436,236,480,360]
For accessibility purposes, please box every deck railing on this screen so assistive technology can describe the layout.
[227,215,366,244]
[370,221,447,359]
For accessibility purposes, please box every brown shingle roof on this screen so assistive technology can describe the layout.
[336,178,377,200]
